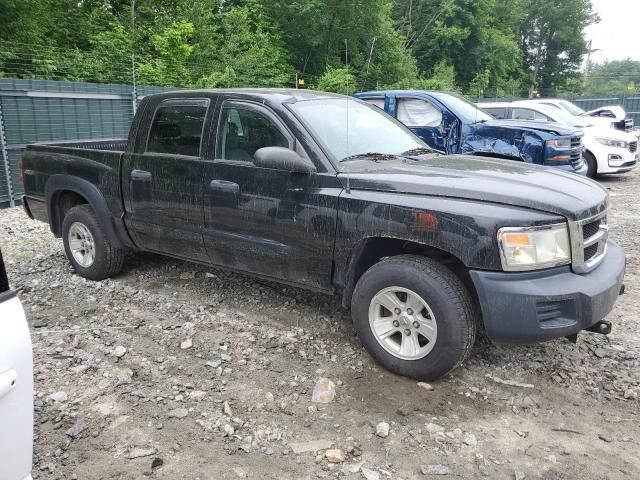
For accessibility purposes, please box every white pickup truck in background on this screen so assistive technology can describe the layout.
[535,98,636,136]
[0,250,33,480]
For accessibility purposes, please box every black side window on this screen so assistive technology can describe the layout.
[148,105,207,156]
[217,106,289,162]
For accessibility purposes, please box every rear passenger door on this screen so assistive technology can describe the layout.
[122,98,211,261]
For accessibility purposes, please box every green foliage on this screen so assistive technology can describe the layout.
[385,61,456,91]
[520,0,598,93]
[582,59,640,95]
[0,0,613,97]
[315,66,356,95]
[137,21,194,87]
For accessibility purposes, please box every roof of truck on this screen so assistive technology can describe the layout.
[154,88,350,103]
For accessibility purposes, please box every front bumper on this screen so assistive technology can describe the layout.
[598,149,638,174]
[470,240,625,344]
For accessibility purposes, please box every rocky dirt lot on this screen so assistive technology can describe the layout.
[1,171,639,480]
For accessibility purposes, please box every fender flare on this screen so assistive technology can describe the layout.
[339,236,472,307]
[45,175,127,249]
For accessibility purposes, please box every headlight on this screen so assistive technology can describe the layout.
[547,138,572,149]
[497,224,571,271]
[596,137,628,148]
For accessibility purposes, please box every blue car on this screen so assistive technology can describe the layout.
[354,90,586,174]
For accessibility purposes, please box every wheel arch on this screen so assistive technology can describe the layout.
[340,236,478,308]
[45,175,128,249]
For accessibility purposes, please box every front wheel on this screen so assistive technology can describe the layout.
[584,151,597,178]
[62,205,125,281]
[351,255,476,381]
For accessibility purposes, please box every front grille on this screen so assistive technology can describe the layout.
[569,137,583,169]
[571,210,608,273]
[584,243,598,261]
[630,141,637,153]
[582,219,601,239]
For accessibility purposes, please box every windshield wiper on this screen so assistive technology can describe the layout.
[341,152,399,162]
[400,147,438,156]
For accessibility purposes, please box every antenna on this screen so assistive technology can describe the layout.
[345,38,349,158]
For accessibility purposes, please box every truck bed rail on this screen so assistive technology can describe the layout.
[36,138,127,152]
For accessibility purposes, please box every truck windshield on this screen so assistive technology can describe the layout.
[289,98,427,162]
[558,100,585,116]
[431,92,493,123]
[535,103,590,128]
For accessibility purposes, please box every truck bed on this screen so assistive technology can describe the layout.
[22,139,128,227]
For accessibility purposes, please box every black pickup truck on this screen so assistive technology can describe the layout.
[21,89,625,381]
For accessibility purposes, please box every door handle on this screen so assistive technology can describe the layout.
[0,369,17,399]
[209,180,239,194]
[131,169,152,182]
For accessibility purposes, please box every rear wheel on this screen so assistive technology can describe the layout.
[584,151,597,178]
[351,255,476,381]
[62,205,124,280]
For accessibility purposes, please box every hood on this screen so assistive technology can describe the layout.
[338,155,607,221]
[583,105,626,120]
[583,126,637,141]
[481,119,579,137]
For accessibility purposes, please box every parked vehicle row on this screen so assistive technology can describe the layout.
[478,100,638,177]
[21,88,625,383]
[354,90,587,175]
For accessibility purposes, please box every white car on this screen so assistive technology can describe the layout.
[0,250,33,480]
[478,100,638,178]
[534,98,635,135]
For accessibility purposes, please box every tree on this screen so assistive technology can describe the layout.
[393,0,524,93]
[261,0,417,86]
[582,59,640,95]
[520,0,598,94]
[315,66,356,94]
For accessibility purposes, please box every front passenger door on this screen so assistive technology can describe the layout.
[203,101,296,279]
[202,100,339,290]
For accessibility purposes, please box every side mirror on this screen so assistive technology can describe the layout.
[253,147,316,174]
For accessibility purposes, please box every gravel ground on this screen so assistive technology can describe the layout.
[1,170,639,480]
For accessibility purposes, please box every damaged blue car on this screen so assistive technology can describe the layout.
[354,90,587,175]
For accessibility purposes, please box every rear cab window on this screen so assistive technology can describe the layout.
[147,101,208,156]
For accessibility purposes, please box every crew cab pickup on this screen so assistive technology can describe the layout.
[354,90,587,174]
[0,249,33,480]
[21,89,625,381]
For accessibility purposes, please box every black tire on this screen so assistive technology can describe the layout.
[351,255,476,381]
[584,151,597,178]
[62,205,125,281]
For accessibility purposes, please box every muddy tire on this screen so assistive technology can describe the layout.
[62,205,125,281]
[351,255,476,381]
